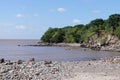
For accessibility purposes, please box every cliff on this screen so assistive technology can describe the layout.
[86,34,120,51]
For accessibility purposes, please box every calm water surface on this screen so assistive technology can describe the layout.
[0,39,120,61]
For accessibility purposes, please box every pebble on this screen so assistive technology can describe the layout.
[0,58,120,80]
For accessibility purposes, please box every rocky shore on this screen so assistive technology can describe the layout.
[0,57,120,80]
[23,34,120,52]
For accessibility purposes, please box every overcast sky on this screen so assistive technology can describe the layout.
[0,0,120,39]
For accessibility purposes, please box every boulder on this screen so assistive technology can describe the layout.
[17,60,24,64]
[0,58,5,63]
[44,61,52,65]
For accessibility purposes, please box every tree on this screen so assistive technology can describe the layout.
[90,19,104,27]
[41,28,58,43]
[74,24,84,28]
[115,26,120,39]
[50,29,65,43]
[41,14,120,44]
[108,14,120,34]
[64,28,75,43]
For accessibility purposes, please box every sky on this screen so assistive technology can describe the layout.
[0,0,120,39]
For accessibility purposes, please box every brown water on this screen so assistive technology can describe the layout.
[0,39,120,61]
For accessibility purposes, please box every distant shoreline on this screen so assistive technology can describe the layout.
[23,43,81,47]
[22,42,120,52]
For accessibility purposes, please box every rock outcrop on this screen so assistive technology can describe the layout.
[81,33,120,51]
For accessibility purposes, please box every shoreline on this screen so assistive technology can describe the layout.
[0,57,120,80]
[23,42,120,52]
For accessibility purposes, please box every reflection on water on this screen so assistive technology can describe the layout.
[0,39,120,61]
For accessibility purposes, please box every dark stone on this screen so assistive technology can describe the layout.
[17,60,23,64]
[44,61,52,65]
[0,58,5,63]
[91,58,97,61]
[5,62,13,65]
[90,46,101,51]
[29,58,35,62]
[5,60,13,65]
[80,44,87,48]
[18,45,21,46]
[88,63,91,65]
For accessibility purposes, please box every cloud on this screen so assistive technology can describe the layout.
[0,23,14,27]
[57,8,66,12]
[33,13,39,17]
[15,25,26,30]
[92,10,101,14]
[73,19,82,24]
[16,14,24,18]
[50,8,66,13]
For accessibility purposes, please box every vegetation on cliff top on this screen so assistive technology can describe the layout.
[41,14,120,43]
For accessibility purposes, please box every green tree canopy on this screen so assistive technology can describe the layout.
[41,14,120,43]
[108,14,120,33]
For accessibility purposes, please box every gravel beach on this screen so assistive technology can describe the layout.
[0,57,120,80]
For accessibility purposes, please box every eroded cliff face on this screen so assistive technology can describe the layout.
[87,34,120,51]
[106,35,120,47]
[101,35,120,51]
[88,34,100,47]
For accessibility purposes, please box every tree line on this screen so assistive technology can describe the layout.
[41,14,120,43]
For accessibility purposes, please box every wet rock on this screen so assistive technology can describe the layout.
[29,58,35,62]
[5,61,13,65]
[80,43,88,48]
[17,60,23,64]
[44,61,52,65]
[90,46,101,51]
[88,63,91,65]
[0,58,5,63]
